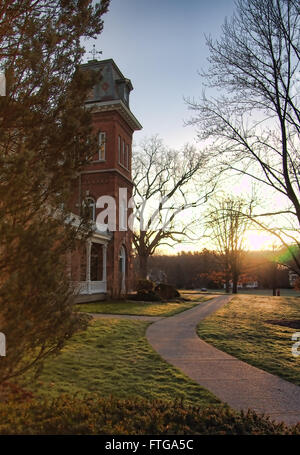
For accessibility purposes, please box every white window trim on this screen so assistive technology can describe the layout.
[126,144,129,169]
[122,140,125,165]
[119,198,127,231]
[98,131,106,161]
[118,138,130,171]
[118,135,121,164]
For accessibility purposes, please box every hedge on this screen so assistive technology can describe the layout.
[0,394,299,435]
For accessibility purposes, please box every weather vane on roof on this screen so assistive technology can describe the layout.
[89,44,102,61]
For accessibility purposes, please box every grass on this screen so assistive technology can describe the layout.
[197,295,300,386]
[77,295,213,317]
[186,288,300,297]
[27,318,221,407]
[180,292,218,302]
[225,289,300,297]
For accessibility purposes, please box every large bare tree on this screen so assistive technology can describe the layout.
[187,0,300,274]
[132,136,215,279]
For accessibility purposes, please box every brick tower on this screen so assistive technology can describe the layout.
[69,57,142,300]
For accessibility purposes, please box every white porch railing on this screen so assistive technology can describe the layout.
[90,280,107,293]
[72,281,107,294]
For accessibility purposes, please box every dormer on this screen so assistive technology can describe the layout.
[116,78,132,107]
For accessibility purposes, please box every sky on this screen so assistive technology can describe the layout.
[85,0,236,148]
[83,1,286,252]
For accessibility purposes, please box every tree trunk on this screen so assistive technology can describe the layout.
[139,255,148,279]
[232,269,239,294]
[231,254,239,294]
[225,279,230,293]
[272,262,277,296]
[225,266,230,293]
[232,277,238,294]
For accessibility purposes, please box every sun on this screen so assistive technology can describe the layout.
[159,229,282,254]
[243,230,280,251]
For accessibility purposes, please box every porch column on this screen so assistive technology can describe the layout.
[86,241,91,294]
[102,243,107,291]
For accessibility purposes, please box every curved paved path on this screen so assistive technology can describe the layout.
[146,295,300,425]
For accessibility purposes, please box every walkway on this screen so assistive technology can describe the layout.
[146,295,300,426]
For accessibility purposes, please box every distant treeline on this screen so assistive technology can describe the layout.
[136,250,291,290]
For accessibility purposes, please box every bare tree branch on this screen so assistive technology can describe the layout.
[186,0,300,274]
[132,136,215,278]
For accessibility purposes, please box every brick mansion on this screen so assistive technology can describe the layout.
[68,57,142,301]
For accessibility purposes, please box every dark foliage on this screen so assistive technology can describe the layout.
[155,283,180,300]
[0,394,299,435]
[136,279,155,292]
[129,290,162,302]
[145,250,291,290]
[0,0,109,383]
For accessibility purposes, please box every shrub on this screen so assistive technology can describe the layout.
[0,382,34,404]
[155,283,180,300]
[128,290,161,302]
[294,277,300,290]
[0,394,299,435]
[136,290,162,302]
[136,279,155,292]
[130,279,161,301]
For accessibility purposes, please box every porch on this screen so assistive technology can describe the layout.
[72,236,108,300]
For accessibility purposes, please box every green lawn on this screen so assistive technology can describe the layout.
[77,295,213,317]
[190,288,300,297]
[180,292,219,302]
[28,318,221,407]
[197,295,300,386]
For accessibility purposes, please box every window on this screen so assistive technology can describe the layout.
[125,144,129,169]
[122,140,125,165]
[119,198,127,231]
[118,137,129,170]
[124,87,129,104]
[85,197,96,222]
[91,243,103,281]
[98,132,106,161]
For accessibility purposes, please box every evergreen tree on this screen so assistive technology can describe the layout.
[0,0,110,383]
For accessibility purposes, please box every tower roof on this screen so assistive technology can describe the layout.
[81,59,133,105]
[80,58,142,131]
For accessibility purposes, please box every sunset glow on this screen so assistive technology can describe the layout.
[243,230,280,251]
